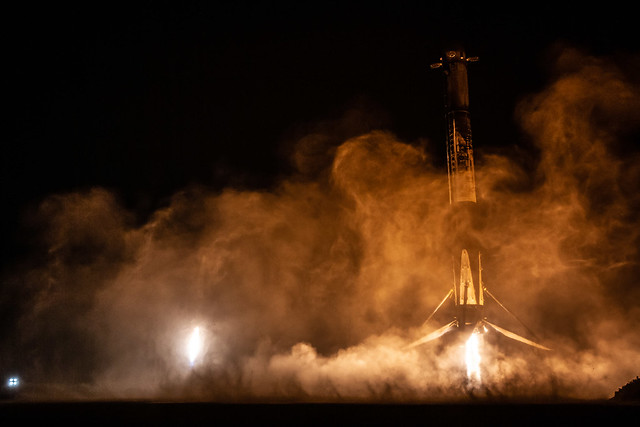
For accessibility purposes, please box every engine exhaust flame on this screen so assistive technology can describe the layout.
[465,331,482,384]
[187,326,202,367]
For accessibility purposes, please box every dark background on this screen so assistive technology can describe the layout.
[2,1,637,271]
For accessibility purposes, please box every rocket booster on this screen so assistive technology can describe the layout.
[432,50,483,314]
[431,50,478,204]
[405,49,550,352]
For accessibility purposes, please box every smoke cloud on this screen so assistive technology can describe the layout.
[2,46,639,401]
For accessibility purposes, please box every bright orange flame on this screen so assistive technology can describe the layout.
[465,331,482,383]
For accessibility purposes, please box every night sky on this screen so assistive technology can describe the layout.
[4,2,637,265]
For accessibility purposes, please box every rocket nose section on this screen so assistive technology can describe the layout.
[445,49,465,61]
[445,50,457,59]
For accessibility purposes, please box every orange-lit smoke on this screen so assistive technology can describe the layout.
[3,46,640,401]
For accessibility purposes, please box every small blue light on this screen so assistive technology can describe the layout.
[7,377,19,388]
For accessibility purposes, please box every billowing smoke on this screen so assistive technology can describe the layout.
[2,46,639,401]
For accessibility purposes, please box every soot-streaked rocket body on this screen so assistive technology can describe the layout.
[431,49,478,204]
[407,49,550,351]
[431,49,484,334]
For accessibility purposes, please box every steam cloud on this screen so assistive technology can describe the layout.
[2,46,639,401]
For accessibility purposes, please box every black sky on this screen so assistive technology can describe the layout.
[2,1,638,267]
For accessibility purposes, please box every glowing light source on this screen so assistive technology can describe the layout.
[465,331,482,383]
[187,326,203,367]
[7,377,19,388]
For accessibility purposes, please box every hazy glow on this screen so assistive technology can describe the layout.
[187,326,202,367]
[465,332,482,383]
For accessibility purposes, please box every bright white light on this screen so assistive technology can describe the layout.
[7,377,19,388]
[187,326,203,367]
[465,331,482,383]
